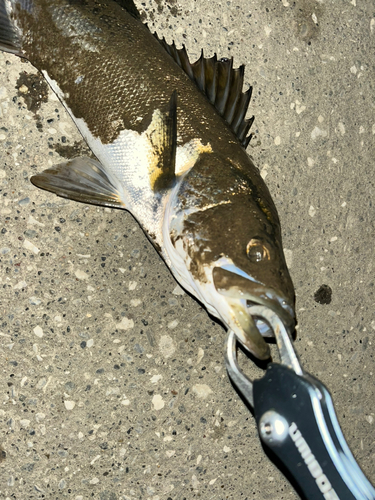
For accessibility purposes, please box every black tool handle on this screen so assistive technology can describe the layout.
[253,364,375,500]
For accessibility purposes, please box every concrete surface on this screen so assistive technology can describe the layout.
[0,0,374,499]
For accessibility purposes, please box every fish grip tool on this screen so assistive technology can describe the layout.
[225,305,375,500]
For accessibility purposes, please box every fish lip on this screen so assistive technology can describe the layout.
[212,265,296,337]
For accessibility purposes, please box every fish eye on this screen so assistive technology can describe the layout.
[246,238,271,263]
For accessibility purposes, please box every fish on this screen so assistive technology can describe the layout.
[0,0,295,359]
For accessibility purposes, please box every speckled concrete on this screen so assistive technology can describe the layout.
[0,1,374,499]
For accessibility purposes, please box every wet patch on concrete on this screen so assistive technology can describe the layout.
[16,71,49,114]
[290,0,324,44]
[54,140,93,159]
[314,284,332,305]
[15,71,49,132]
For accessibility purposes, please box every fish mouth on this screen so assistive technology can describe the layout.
[212,266,295,360]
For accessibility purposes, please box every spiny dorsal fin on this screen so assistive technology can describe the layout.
[155,34,254,149]
[114,0,141,20]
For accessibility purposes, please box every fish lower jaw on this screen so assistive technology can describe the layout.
[244,300,274,338]
[225,310,271,360]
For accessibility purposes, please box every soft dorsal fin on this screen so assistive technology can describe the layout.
[155,34,254,149]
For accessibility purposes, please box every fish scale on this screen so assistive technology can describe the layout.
[0,0,295,359]
[13,1,245,147]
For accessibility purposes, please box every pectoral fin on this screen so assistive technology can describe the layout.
[147,89,177,191]
[31,156,128,209]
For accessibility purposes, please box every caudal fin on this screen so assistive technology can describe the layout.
[0,0,22,55]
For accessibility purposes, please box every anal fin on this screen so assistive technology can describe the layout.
[31,157,127,209]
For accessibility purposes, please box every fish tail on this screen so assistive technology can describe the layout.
[0,0,23,55]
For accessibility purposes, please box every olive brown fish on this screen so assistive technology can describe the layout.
[0,0,295,359]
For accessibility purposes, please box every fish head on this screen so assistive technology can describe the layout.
[210,215,296,359]
[169,153,295,360]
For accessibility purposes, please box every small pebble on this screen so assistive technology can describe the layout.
[152,394,165,410]
[192,384,213,399]
[150,374,162,384]
[172,285,185,295]
[311,126,328,140]
[64,400,75,410]
[75,269,88,280]
[18,197,30,206]
[158,335,176,358]
[29,296,42,306]
[14,280,27,290]
[116,317,134,330]
[33,326,43,338]
[23,239,40,254]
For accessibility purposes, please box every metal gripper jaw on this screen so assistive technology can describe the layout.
[225,306,375,500]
